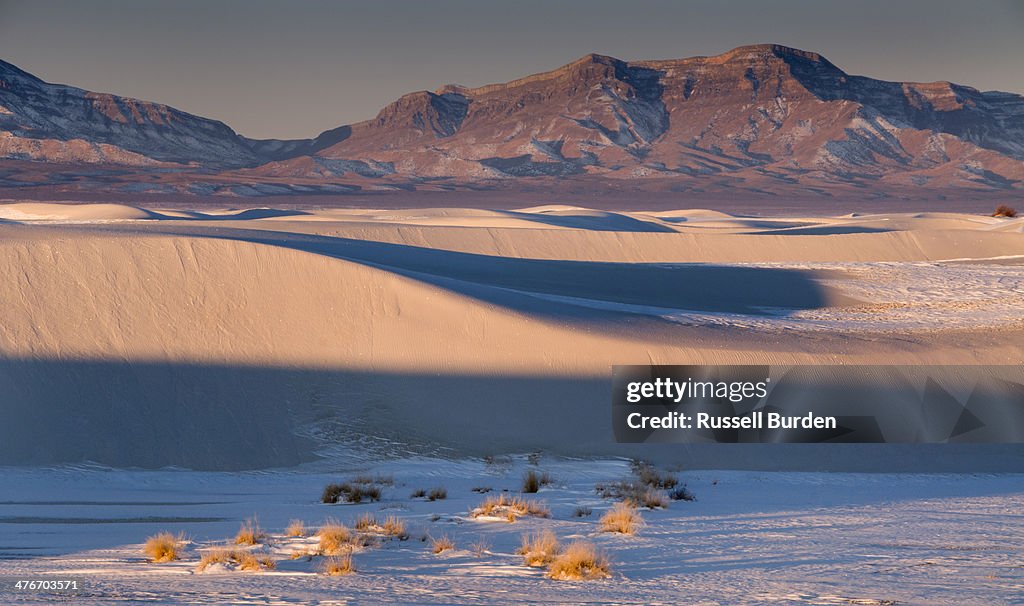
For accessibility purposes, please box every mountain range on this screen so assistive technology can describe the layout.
[2,44,1022,199]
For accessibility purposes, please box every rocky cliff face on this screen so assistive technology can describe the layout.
[2,45,1023,195]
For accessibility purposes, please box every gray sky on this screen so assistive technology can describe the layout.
[1,0,1022,139]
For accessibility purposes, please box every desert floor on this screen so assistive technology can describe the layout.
[0,202,1021,603]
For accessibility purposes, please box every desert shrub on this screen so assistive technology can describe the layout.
[285,519,307,537]
[382,516,408,539]
[410,488,427,498]
[547,541,611,580]
[235,517,265,546]
[196,548,274,572]
[595,481,668,509]
[354,513,376,531]
[427,487,447,501]
[431,535,454,554]
[518,529,562,567]
[993,204,1018,218]
[321,554,355,576]
[143,532,183,563]
[573,506,593,518]
[634,463,678,489]
[522,470,541,493]
[322,482,382,504]
[352,473,393,486]
[317,520,352,555]
[472,486,492,494]
[473,494,550,521]
[600,502,642,535]
[469,537,490,557]
[670,485,696,502]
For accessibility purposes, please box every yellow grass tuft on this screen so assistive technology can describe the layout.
[321,554,355,576]
[143,532,183,563]
[430,535,454,554]
[547,541,611,580]
[473,494,550,522]
[285,519,306,537]
[518,529,561,567]
[234,517,265,546]
[196,548,275,572]
[599,501,642,535]
[354,513,376,531]
[317,520,352,555]
[381,515,407,539]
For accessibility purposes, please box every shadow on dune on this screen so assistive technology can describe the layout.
[753,225,894,235]
[495,209,677,232]
[0,357,1020,473]
[104,225,847,316]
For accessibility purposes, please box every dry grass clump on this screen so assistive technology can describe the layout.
[410,488,427,498]
[321,553,355,576]
[522,469,556,493]
[196,548,276,572]
[143,532,184,563]
[381,516,408,539]
[234,517,265,545]
[518,529,562,567]
[285,519,307,537]
[633,462,678,490]
[573,506,593,518]
[473,493,551,522]
[316,520,353,555]
[993,204,1018,218]
[469,537,490,557]
[352,473,394,486]
[354,513,376,531]
[430,535,454,554]
[547,541,611,580]
[322,481,383,504]
[670,484,697,502]
[594,481,669,509]
[599,501,642,535]
[427,487,447,501]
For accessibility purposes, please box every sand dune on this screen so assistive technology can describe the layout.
[0,204,1022,469]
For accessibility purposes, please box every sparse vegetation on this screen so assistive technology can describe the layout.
[316,520,352,555]
[427,487,447,501]
[599,501,642,535]
[430,535,454,554]
[573,506,593,518]
[322,481,383,504]
[143,532,183,563]
[518,529,561,567]
[670,484,697,502]
[354,513,376,531]
[993,204,1018,218]
[285,519,307,537]
[381,516,408,539]
[547,541,611,580]
[321,554,355,576]
[471,486,492,494]
[472,493,550,521]
[410,488,427,499]
[594,481,669,509]
[196,548,275,572]
[522,469,541,493]
[234,517,265,546]
[469,536,490,557]
[634,462,678,489]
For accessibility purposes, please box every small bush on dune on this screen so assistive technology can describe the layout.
[573,506,593,518]
[594,481,668,509]
[427,487,447,501]
[473,494,550,521]
[322,482,383,504]
[382,516,408,539]
[235,517,265,546]
[547,541,611,581]
[518,529,562,567]
[522,470,541,493]
[321,554,355,576]
[993,204,1018,218]
[354,513,376,531]
[431,535,454,554]
[196,548,275,572]
[317,520,352,555]
[410,488,427,499]
[634,462,678,490]
[143,532,183,563]
[600,502,642,535]
[670,485,697,502]
[285,519,307,537]
[469,537,490,557]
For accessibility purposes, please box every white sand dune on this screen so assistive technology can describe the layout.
[0,204,1022,470]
